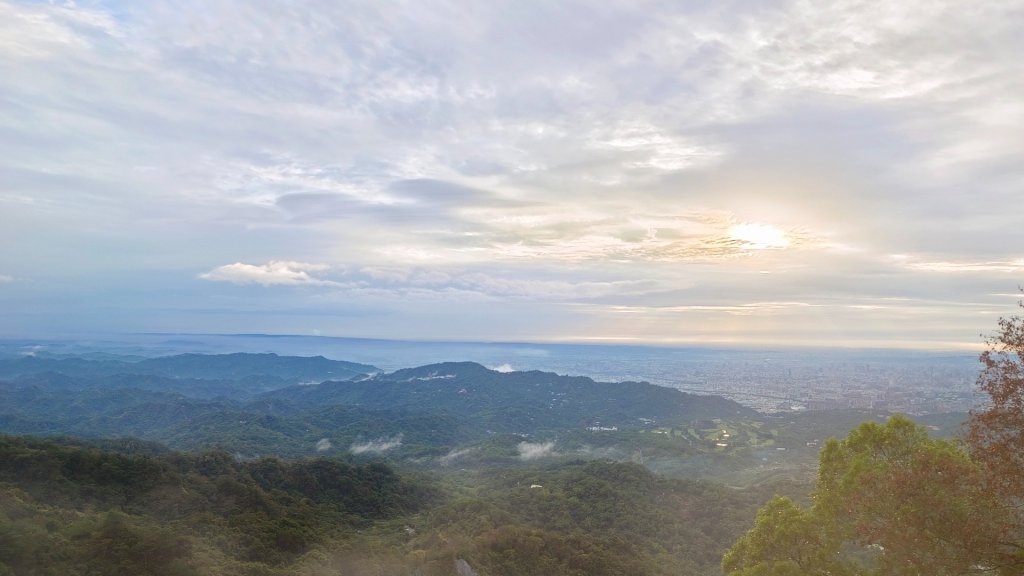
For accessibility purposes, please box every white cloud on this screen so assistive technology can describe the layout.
[600,301,825,319]
[517,441,556,460]
[315,438,332,452]
[455,273,660,300]
[439,447,476,466]
[589,122,725,172]
[491,363,515,373]
[199,261,335,286]
[906,260,1024,274]
[349,434,403,455]
[218,158,408,209]
[0,275,13,284]
[0,2,120,60]
[293,267,670,303]
[0,194,36,205]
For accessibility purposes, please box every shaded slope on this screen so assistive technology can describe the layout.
[261,361,755,433]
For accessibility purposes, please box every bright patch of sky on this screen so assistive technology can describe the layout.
[1,0,1022,349]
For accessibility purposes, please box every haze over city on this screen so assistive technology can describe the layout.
[2,0,1023,349]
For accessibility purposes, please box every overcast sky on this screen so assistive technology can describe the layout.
[2,0,1023,349]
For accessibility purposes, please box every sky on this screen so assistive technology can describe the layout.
[1,0,1023,349]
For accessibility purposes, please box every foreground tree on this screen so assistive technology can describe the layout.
[724,416,1007,576]
[821,416,1010,574]
[721,495,851,576]
[966,300,1024,569]
[967,302,1024,499]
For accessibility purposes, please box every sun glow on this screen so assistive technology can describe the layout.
[729,222,790,249]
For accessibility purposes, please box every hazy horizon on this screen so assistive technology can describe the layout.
[2,1,1023,349]
[0,330,982,416]
[0,330,983,360]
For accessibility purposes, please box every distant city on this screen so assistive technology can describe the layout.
[640,355,980,414]
[0,334,984,415]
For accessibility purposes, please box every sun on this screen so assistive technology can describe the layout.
[729,222,790,249]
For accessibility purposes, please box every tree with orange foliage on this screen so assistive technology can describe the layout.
[966,300,1024,570]
[967,301,1024,498]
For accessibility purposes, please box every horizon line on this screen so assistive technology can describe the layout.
[0,331,983,355]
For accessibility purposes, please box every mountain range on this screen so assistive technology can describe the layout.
[0,352,753,460]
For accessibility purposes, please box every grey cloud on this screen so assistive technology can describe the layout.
[360,267,451,286]
[275,192,377,220]
[388,179,497,207]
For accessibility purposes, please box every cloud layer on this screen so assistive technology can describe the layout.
[2,0,1023,348]
[349,435,403,455]
[518,441,557,460]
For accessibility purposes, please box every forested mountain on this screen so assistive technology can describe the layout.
[0,354,755,462]
[0,352,377,386]
[261,361,755,432]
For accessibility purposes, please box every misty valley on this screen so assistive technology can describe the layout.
[0,337,1011,576]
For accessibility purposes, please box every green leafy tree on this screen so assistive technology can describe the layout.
[721,495,850,576]
[725,416,1005,576]
[818,416,1006,575]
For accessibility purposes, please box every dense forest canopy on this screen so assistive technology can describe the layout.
[0,434,787,575]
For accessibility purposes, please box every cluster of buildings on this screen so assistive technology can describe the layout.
[658,357,984,414]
